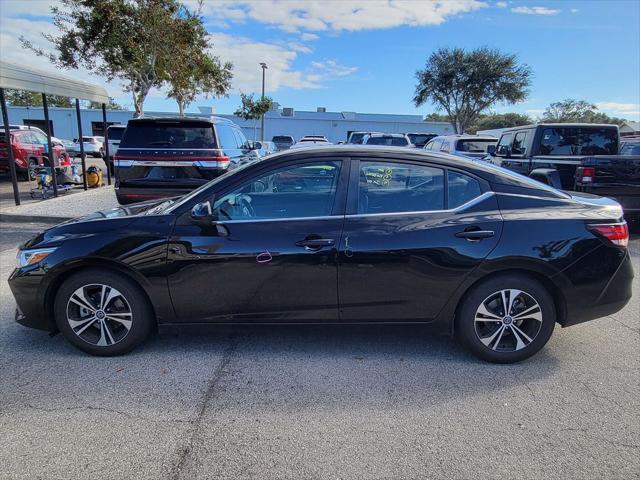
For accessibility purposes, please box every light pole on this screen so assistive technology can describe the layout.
[260,62,267,142]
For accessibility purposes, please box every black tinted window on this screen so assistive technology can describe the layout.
[366,136,408,146]
[456,139,496,153]
[496,133,513,155]
[620,143,640,155]
[511,132,527,155]
[120,123,216,148]
[213,161,341,220]
[408,134,435,146]
[358,162,444,214]
[539,127,617,155]
[448,171,482,208]
[272,136,293,143]
[108,127,126,141]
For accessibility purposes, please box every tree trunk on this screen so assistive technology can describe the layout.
[178,101,185,117]
[254,119,257,141]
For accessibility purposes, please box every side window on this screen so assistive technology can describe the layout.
[448,171,482,209]
[511,132,527,156]
[216,125,239,150]
[496,133,513,156]
[213,161,341,220]
[440,141,450,152]
[358,161,444,214]
[424,141,433,151]
[232,128,247,148]
[429,139,443,151]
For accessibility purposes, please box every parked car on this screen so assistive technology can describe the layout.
[347,131,381,144]
[114,116,259,204]
[619,137,640,155]
[425,135,498,159]
[9,124,64,146]
[488,123,640,217]
[362,133,412,147]
[272,135,295,151]
[0,128,69,180]
[58,139,79,157]
[254,140,277,157]
[406,132,438,148]
[9,146,633,362]
[291,135,331,148]
[104,125,126,173]
[75,136,104,158]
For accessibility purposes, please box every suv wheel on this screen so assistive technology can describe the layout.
[54,270,153,356]
[456,274,556,363]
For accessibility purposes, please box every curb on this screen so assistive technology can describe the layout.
[0,213,73,225]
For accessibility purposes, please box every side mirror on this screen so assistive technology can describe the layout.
[190,200,214,226]
[73,138,78,143]
[486,144,496,155]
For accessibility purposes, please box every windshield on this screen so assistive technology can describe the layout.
[165,159,260,213]
[457,139,497,153]
[620,142,640,155]
[120,123,217,149]
[366,136,408,146]
[273,136,293,143]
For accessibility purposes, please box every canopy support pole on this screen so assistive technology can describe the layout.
[41,93,58,197]
[0,88,20,206]
[102,103,111,185]
[75,98,87,190]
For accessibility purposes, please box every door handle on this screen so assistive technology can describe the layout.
[295,238,335,250]
[455,229,495,241]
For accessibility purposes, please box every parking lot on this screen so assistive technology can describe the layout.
[0,222,638,480]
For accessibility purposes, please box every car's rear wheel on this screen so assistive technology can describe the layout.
[54,270,153,356]
[456,274,556,363]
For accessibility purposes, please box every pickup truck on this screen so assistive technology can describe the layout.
[488,123,640,220]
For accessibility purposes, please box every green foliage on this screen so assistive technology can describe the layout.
[424,113,450,122]
[21,0,229,117]
[5,89,73,107]
[414,47,532,134]
[468,112,532,133]
[234,94,273,121]
[88,97,126,110]
[542,99,627,125]
[164,7,232,115]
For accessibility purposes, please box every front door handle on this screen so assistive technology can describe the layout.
[455,229,495,241]
[295,238,335,250]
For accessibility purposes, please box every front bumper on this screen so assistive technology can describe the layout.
[9,266,54,331]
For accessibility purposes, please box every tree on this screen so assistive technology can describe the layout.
[468,112,532,134]
[88,97,126,110]
[21,0,215,117]
[234,93,273,140]
[414,47,532,134]
[5,89,73,107]
[424,113,450,122]
[165,8,232,115]
[542,99,626,125]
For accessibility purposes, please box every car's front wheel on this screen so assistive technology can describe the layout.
[456,274,556,363]
[54,270,153,356]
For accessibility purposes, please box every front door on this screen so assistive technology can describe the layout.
[167,158,348,323]
[338,159,502,322]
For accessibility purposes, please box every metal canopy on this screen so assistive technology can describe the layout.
[0,60,109,103]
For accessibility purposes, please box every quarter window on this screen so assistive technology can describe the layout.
[358,162,444,214]
[213,161,341,220]
[448,171,482,208]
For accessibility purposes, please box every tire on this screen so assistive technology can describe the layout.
[54,269,154,356]
[455,274,556,364]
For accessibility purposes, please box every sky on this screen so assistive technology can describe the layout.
[1,0,639,121]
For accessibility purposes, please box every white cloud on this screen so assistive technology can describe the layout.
[196,0,487,32]
[570,8,579,13]
[596,102,640,118]
[288,42,313,54]
[309,60,358,78]
[300,32,320,41]
[511,6,560,15]
[496,1,508,7]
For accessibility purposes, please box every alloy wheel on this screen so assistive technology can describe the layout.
[474,289,543,352]
[66,283,133,347]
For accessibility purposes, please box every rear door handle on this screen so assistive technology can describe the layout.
[455,229,495,241]
[295,238,335,250]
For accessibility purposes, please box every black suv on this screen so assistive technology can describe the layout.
[115,117,259,204]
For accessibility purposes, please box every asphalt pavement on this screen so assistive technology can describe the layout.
[0,222,638,480]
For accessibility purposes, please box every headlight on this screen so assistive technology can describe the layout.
[17,248,57,268]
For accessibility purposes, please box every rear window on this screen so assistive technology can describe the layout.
[119,122,217,149]
[539,127,617,156]
[620,142,640,155]
[408,134,436,146]
[366,136,409,146]
[456,139,496,153]
[273,136,293,143]
[108,127,126,141]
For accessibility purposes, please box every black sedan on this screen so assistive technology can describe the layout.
[9,146,634,363]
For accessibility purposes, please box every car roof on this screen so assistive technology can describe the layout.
[366,133,406,137]
[127,115,234,125]
[107,124,126,129]
[501,123,619,133]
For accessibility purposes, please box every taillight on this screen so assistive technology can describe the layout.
[576,166,595,184]
[588,222,629,247]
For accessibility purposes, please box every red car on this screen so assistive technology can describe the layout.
[0,128,70,180]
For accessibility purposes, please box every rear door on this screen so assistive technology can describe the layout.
[338,158,502,322]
